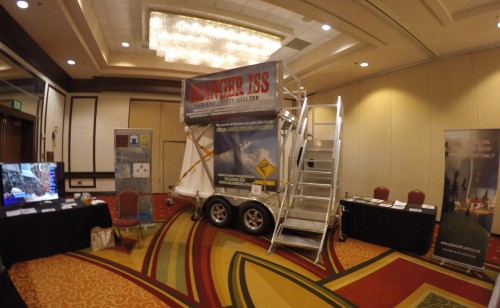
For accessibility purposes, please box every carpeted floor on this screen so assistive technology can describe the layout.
[8,194,500,307]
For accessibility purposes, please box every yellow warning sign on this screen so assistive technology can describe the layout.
[255,159,275,179]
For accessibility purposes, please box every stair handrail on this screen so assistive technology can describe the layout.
[314,99,343,263]
[290,97,308,171]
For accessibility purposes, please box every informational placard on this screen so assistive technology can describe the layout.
[433,129,499,270]
[213,118,278,191]
[182,61,278,124]
[114,129,153,223]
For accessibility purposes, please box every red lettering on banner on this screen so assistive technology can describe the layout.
[227,78,235,97]
[261,72,269,93]
[219,79,227,98]
[252,73,261,93]
[247,74,254,94]
[235,77,244,95]
[247,72,270,94]
[188,85,202,103]
[210,80,219,99]
[188,75,262,103]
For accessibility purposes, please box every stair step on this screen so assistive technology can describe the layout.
[296,182,331,187]
[303,159,333,162]
[301,170,332,175]
[281,218,326,232]
[292,195,330,201]
[306,148,333,153]
[275,233,322,249]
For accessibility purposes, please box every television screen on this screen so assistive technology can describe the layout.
[1,162,60,206]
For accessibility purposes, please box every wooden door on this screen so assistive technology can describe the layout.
[2,116,22,162]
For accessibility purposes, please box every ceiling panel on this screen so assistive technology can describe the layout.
[1,0,499,94]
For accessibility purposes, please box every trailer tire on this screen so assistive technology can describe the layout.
[205,197,235,228]
[239,202,272,235]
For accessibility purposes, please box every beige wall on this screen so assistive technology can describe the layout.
[63,92,181,193]
[309,46,500,233]
[129,100,185,193]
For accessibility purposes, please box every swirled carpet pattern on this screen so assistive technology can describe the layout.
[8,196,500,307]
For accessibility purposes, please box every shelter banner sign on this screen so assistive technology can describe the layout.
[182,61,278,125]
[433,129,499,270]
[213,118,278,192]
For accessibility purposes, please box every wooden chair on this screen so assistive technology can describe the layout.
[407,189,426,205]
[114,189,143,248]
[373,186,390,200]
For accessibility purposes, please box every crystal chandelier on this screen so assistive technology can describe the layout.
[149,11,283,69]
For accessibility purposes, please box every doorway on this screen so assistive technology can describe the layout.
[0,106,35,162]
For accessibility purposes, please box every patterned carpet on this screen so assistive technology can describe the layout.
[8,195,500,307]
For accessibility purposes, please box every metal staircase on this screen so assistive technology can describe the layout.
[268,96,343,263]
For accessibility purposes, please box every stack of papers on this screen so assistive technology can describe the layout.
[379,203,393,207]
[20,208,37,215]
[5,209,22,217]
[61,203,77,209]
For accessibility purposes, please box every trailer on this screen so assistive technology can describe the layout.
[172,61,343,262]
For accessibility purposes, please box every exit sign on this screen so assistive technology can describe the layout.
[12,99,22,110]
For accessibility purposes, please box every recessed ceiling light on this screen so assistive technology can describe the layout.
[497,21,500,28]
[67,60,76,65]
[121,42,130,47]
[322,24,331,31]
[359,62,369,67]
[17,1,28,9]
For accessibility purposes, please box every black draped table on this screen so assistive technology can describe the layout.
[0,202,113,268]
[340,198,437,255]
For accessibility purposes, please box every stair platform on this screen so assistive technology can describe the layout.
[281,218,325,232]
[275,233,322,249]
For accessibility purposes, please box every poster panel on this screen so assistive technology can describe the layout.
[433,129,499,269]
[182,61,278,124]
[114,129,153,223]
[213,118,278,191]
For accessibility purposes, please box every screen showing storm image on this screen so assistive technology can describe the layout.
[214,118,278,191]
[2,162,59,206]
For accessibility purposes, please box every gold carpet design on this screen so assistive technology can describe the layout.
[8,202,498,307]
[9,254,167,307]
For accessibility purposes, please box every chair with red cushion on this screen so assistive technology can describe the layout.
[407,189,426,205]
[114,190,143,248]
[373,186,390,200]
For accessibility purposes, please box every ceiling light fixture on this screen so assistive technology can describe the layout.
[16,1,28,9]
[148,11,283,69]
[322,24,331,31]
[121,42,130,47]
[359,62,368,67]
[67,60,76,65]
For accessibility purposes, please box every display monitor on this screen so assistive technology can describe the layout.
[1,162,60,207]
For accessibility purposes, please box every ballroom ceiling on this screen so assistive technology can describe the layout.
[1,0,500,94]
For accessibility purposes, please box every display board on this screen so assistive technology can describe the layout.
[114,129,153,223]
[213,117,278,191]
[181,61,279,125]
[433,129,499,270]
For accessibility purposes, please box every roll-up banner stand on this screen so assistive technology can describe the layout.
[433,129,499,271]
[114,128,153,226]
